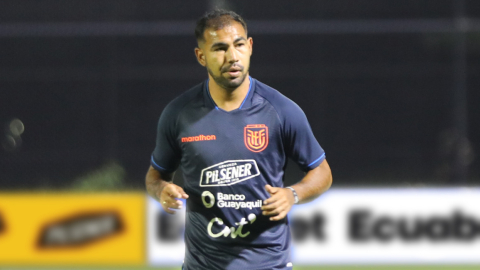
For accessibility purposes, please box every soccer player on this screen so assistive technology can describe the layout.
[146,9,332,270]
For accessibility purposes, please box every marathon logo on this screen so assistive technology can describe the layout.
[181,134,216,143]
[200,160,260,187]
[37,211,123,248]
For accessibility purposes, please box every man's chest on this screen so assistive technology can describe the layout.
[176,107,282,164]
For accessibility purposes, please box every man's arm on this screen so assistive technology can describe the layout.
[146,165,189,214]
[262,159,332,221]
[290,159,332,204]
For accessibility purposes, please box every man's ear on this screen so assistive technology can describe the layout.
[194,47,206,67]
[248,37,253,56]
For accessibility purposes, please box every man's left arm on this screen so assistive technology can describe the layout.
[262,159,332,221]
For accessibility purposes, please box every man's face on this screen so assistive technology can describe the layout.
[195,21,253,91]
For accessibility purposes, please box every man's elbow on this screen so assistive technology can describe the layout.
[324,170,333,191]
[319,160,332,192]
[145,166,155,186]
[145,166,162,195]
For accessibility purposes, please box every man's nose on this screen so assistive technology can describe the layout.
[226,47,239,63]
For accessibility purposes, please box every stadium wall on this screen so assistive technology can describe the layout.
[1,189,480,266]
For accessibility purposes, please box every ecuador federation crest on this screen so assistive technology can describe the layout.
[244,124,269,153]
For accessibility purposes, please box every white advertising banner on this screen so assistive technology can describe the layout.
[291,188,480,264]
[147,197,186,266]
[148,188,480,265]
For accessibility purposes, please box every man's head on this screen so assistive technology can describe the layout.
[194,9,253,91]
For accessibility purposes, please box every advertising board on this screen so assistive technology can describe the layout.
[291,188,480,264]
[0,193,145,265]
[148,188,480,265]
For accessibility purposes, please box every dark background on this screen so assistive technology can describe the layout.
[1,0,479,189]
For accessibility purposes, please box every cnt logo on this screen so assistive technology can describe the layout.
[200,159,260,187]
[244,124,268,152]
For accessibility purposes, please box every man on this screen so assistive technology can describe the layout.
[146,9,332,270]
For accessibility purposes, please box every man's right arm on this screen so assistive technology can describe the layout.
[146,166,189,214]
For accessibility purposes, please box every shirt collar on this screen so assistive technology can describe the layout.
[203,76,256,111]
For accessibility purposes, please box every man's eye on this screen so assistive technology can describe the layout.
[236,43,245,47]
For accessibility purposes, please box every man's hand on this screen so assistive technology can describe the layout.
[261,184,295,221]
[158,183,189,214]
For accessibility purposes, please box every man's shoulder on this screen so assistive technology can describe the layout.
[253,78,304,117]
[162,81,205,116]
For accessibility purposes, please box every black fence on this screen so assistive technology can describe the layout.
[1,0,479,189]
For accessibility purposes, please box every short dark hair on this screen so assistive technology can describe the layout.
[195,9,248,43]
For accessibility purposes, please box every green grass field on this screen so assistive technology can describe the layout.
[3,266,480,270]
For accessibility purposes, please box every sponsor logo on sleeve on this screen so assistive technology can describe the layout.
[200,159,260,187]
[37,211,123,248]
[244,124,268,152]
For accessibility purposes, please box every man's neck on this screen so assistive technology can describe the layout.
[208,75,251,112]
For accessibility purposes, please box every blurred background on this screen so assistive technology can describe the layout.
[1,0,480,269]
[1,0,479,189]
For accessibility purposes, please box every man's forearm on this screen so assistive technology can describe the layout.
[291,159,332,204]
[145,166,174,201]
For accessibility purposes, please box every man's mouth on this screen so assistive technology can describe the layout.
[223,65,243,77]
[228,70,241,76]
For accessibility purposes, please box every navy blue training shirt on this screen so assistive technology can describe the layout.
[151,77,325,270]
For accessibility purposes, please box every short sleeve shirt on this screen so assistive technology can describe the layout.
[151,77,325,270]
